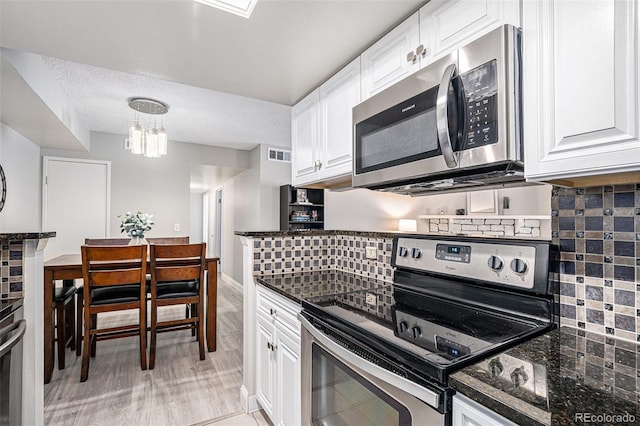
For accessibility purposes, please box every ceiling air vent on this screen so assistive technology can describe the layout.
[268,147,291,163]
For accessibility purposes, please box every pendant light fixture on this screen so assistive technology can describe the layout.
[127,98,169,158]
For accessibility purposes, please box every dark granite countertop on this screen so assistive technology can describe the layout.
[0,232,56,240]
[0,298,23,319]
[256,270,390,305]
[450,327,640,425]
[235,230,403,238]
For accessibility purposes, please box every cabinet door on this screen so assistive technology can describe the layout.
[275,329,301,426]
[523,0,640,181]
[361,12,420,101]
[452,394,516,426]
[319,58,361,180]
[256,314,276,421]
[292,89,320,186]
[420,0,520,66]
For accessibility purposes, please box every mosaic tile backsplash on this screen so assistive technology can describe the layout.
[253,234,395,282]
[553,184,640,343]
[1,240,24,299]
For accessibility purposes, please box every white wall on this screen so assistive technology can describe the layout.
[0,123,42,232]
[41,131,250,238]
[190,192,204,243]
[222,145,290,283]
[325,184,552,232]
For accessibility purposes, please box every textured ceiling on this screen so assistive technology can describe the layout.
[0,0,425,150]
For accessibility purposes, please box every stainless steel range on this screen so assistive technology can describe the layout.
[299,235,558,425]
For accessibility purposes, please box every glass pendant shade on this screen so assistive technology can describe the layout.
[129,121,144,155]
[145,127,160,158]
[158,126,168,155]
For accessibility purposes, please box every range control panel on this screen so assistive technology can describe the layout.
[395,237,538,290]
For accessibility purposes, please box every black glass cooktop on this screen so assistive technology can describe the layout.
[302,283,551,383]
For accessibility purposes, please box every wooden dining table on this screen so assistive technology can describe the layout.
[43,253,219,384]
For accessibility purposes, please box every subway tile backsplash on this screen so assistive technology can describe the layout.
[552,184,640,343]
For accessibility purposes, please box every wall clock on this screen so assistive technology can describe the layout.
[0,164,5,212]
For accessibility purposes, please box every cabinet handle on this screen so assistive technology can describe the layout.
[271,344,277,352]
[406,51,416,63]
[270,308,277,316]
[416,44,428,58]
[267,342,272,350]
[316,160,322,169]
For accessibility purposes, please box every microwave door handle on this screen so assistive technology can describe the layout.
[436,63,458,169]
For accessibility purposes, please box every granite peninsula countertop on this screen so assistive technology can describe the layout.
[235,230,403,238]
[255,270,391,305]
[450,326,640,425]
[0,232,56,240]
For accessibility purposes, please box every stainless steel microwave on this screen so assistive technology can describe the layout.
[352,25,525,195]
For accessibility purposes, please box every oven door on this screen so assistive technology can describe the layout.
[300,315,446,426]
[0,306,25,426]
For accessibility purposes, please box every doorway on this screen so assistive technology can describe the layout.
[214,188,222,259]
[42,157,110,260]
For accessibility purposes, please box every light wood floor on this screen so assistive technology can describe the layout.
[44,276,262,426]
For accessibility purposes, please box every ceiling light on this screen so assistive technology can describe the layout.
[194,0,258,19]
[127,98,169,158]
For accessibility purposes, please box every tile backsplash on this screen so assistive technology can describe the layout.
[252,234,394,282]
[552,184,640,342]
[1,240,24,299]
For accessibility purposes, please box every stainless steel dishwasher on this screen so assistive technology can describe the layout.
[0,300,25,426]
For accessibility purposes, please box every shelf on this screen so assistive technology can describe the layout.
[289,203,324,207]
[418,215,551,220]
[289,221,324,224]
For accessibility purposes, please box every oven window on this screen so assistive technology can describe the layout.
[311,344,411,426]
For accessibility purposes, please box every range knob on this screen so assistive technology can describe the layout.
[487,255,504,271]
[411,248,422,259]
[399,247,409,257]
[510,366,528,388]
[411,326,422,339]
[488,358,504,377]
[398,321,408,333]
[510,258,528,274]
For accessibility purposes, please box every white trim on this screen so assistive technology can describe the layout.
[240,385,260,413]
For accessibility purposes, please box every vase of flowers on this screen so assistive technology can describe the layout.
[119,211,154,245]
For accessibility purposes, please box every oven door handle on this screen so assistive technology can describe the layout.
[436,63,458,169]
[0,319,26,358]
[299,315,440,408]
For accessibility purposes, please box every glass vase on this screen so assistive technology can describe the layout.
[128,236,148,246]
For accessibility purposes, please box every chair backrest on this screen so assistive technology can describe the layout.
[150,243,205,284]
[147,236,190,244]
[81,245,148,291]
[84,238,130,245]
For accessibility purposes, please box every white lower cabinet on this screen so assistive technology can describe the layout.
[452,394,516,426]
[255,286,301,426]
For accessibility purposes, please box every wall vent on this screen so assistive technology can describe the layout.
[268,147,291,163]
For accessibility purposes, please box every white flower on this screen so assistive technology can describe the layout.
[118,211,154,238]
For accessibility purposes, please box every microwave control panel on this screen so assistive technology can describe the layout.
[460,59,498,150]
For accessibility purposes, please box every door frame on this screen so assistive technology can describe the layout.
[42,156,111,239]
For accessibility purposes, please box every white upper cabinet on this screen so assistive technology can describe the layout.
[292,58,360,186]
[360,12,421,100]
[291,89,320,185]
[420,0,520,64]
[523,0,640,182]
[318,58,361,180]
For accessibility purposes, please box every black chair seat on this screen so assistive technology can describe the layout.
[156,280,199,299]
[55,285,77,301]
[91,285,141,305]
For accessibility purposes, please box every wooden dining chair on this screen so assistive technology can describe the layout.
[76,237,130,356]
[149,242,206,369]
[147,236,189,244]
[80,244,148,381]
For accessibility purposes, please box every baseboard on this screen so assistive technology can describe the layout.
[240,385,260,413]
[221,272,243,292]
